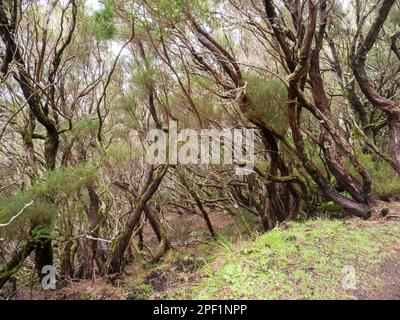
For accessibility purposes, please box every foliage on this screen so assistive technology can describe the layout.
[92,0,115,40]
[0,164,97,237]
[1,0,400,298]
[345,151,400,195]
[104,141,141,165]
[244,73,289,135]
[70,117,99,138]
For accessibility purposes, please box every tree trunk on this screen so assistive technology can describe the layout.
[60,240,78,279]
[34,239,53,282]
[107,165,168,274]
[388,113,400,173]
[350,0,400,175]
[82,183,102,278]
[0,241,34,290]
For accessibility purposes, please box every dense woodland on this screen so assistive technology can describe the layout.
[0,0,399,299]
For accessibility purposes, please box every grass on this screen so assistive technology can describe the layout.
[165,218,400,299]
[30,217,400,300]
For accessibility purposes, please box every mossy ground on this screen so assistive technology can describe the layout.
[19,217,400,300]
[163,218,400,299]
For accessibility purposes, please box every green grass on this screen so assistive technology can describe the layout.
[166,218,400,299]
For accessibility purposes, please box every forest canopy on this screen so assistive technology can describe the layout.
[0,0,399,299]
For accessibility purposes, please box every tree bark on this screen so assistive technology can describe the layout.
[107,165,168,274]
[350,0,400,175]
[0,241,34,290]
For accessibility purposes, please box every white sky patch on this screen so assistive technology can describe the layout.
[34,1,129,58]
[85,0,102,13]
[110,41,131,58]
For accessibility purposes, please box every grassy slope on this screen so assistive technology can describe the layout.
[33,218,400,300]
[165,218,400,299]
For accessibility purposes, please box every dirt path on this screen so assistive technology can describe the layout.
[355,254,400,300]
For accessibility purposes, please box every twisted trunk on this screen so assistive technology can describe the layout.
[107,166,168,274]
[351,0,400,175]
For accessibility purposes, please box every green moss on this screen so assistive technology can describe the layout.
[167,218,400,299]
[123,279,154,300]
[81,291,98,300]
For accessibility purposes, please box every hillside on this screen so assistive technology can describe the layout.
[1,0,400,302]
[21,216,400,300]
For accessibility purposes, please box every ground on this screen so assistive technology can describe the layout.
[5,207,400,300]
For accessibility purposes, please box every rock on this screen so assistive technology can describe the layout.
[381,208,389,217]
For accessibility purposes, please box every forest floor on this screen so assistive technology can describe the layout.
[12,204,400,300]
